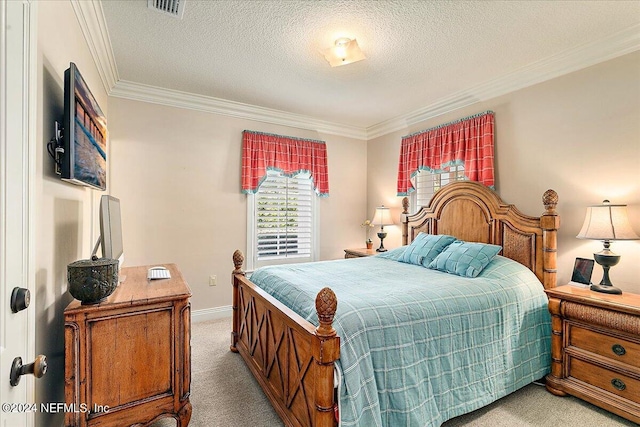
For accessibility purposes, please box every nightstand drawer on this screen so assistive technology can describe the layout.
[546,286,640,423]
[570,325,640,369]
[570,357,640,404]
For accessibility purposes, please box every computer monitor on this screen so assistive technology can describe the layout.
[91,195,124,270]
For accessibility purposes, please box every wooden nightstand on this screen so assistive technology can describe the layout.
[545,285,640,424]
[344,248,377,258]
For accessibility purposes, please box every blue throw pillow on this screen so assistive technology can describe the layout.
[399,233,457,267]
[428,241,502,278]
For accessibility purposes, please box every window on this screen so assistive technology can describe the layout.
[411,165,466,212]
[241,131,328,270]
[396,111,494,197]
[247,171,317,270]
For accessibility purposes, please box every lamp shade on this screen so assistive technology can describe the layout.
[371,206,394,226]
[576,201,639,241]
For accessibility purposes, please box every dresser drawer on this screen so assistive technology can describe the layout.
[569,325,640,369]
[569,357,640,404]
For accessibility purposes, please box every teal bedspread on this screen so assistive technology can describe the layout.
[250,248,551,427]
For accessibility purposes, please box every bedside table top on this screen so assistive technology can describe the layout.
[344,248,378,257]
[546,285,640,316]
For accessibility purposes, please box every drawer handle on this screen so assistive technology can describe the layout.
[612,344,626,356]
[611,378,626,391]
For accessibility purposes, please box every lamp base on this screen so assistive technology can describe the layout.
[589,283,622,295]
[376,231,388,252]
[592,248,622,294]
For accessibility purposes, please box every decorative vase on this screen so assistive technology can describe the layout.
[67,258,119,305]
[366,240,373,249]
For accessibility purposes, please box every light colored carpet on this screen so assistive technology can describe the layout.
[153,318,632,427]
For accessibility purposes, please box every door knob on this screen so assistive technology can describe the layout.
[9,355,47,387]
[10,287,30,313]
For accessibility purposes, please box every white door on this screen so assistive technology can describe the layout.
[0,1,37,426]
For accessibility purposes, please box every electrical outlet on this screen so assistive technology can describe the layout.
[209,275,217,286]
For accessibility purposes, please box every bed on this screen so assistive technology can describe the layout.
[230,181,560,427]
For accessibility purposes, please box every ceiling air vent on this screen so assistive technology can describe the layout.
[148,0,186,19]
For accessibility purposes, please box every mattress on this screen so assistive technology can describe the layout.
[250,248,551,427]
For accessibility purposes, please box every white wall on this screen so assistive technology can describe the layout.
[368,51,640,293]
[35,2,108,425]
[107,97,368,312]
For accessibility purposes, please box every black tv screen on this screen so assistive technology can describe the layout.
[61,62,107,190]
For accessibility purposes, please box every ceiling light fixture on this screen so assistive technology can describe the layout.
[322,38,366,67]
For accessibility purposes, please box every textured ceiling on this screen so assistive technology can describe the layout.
[101,1,640,129]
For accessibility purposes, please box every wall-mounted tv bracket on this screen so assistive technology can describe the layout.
[46,121,64,175]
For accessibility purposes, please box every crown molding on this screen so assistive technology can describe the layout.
[74,1,638,141]
[367,24,640,139]
[70,0,119,95]
[110,80,368,140]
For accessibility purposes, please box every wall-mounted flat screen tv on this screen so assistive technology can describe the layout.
[61,62,107,190]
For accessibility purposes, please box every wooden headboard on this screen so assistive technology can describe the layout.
[401,181,559,289]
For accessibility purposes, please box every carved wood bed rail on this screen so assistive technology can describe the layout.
[231,182,559,427]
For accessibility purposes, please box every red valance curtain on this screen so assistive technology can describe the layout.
[241,130,330,196]
[396,111,495,196]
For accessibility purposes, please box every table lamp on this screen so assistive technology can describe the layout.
[371,205,394,252]
[576,200,639,294]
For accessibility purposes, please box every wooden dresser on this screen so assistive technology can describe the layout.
[545,285,640,424]
[64,263,192,427]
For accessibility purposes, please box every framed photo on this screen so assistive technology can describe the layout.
[571,257,594,285]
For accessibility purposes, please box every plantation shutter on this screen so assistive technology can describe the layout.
[413,165,466,211]
[256,174,312,260]
[415,172,436,208]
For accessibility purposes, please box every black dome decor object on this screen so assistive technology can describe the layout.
[67,258,119,305]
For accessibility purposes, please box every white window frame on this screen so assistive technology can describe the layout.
[246,170,319,272]
[410,164,466,213]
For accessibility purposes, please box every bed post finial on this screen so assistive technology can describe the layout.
[232,250,245,276]
[541,190,560,289]
[401,197,410,246]
[230,250,245,353]
[543,189,558,214]
[313,287,340,427]
[315,287,337,338]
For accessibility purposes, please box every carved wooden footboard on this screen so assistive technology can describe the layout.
[230,251,339,427]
